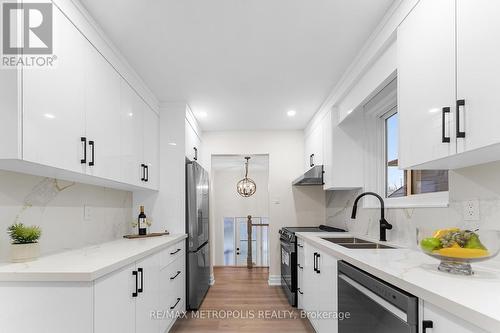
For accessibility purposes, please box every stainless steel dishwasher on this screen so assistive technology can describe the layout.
[338,261,418,333]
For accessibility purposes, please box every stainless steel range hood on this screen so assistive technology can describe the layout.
[292,165,324,186]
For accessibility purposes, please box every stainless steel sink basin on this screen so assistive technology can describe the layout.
[337,243,395,249]
[322,237,372,244]
[321,237,396,249]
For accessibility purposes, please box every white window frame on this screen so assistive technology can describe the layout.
[362,78,449,209]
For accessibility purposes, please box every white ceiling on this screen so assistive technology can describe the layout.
[212,154,269,172]
[79,0,394,131]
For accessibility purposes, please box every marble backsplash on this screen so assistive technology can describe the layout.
[0,170,132,262]
[326,161,500,253]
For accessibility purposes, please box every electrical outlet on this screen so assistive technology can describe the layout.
[84,205,92,221]
[463,200,480,221]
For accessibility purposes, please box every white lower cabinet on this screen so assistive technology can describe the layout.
[301,240,338,333]
[94,265,137,333]
[422,302,488,333]
[296,238,305,309]
[95,241,185,333]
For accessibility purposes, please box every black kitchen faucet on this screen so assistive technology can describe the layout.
[351,192,393,242]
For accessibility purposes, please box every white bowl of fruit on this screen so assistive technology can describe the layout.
[418,228,500,275]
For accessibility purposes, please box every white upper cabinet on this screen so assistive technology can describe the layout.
[143,108,160,189]
[22,7,86,174]
[304,121,323,171]
[0,4,159,191]
[398,0,500,169]
[185,106,202,163]
[120,80,145,187]
[456,0,500,154]
[84,43,122,181]
[398,0,456,169]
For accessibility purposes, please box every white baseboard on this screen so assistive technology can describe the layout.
[209,274,215,286]
[268,275,282,286]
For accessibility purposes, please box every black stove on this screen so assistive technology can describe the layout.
[279,225,345,307]
[279,225,345,243]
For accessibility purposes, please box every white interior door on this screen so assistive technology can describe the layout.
[397,0,456,168]
[457,0,500,153]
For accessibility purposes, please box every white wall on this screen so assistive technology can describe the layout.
[201,131,326,280]
[212,165,269,266]
[326,161,500,262]
[0,170,132,262]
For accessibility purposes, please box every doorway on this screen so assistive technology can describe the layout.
[223,216,269,267]
[211,154,270,268]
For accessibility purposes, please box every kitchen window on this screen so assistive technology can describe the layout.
[383,110,449,200]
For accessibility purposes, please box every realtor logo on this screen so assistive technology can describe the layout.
[2,2,53,55]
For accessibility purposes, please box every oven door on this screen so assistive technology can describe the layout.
[280,238,297,306]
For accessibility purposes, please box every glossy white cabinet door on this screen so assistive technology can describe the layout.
[422,302,488,333]
[94,265,136,333]
[185,120,201,162]
[309,248,337,333]
[120,80,144,186]
[84,43,121,181]
[143,107,160,189]
[304,123,323,171]
[457,0,500,154]
[22,7,86,173]
[136,253,161,333]
[397,0,456,168]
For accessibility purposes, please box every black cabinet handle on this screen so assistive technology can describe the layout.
[80,137,87,164]
[141,164,146,181]
[442,107,450,143]
[170,297,181,310]
[297,244,303,248]
[137,268,143,293]
[145,165,149,182]
[297,264,303,270]
[170,248,181,255]
[456,99,466,138]
[297,288,303,295]
[422,320,433,332]
[132,270,138,297]
[193,147,198,161]
[316,253,321,274]
[313,253,318,272]
[88,140,95,166]
[170,270,181,280]
[310,154,315,167]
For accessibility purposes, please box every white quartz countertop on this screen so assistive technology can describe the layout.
[296,232,500,333]
[0,234,187,282]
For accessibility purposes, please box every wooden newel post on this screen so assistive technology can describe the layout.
[247,215,253,269]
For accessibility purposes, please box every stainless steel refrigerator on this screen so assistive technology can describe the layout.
[186,160,210,310]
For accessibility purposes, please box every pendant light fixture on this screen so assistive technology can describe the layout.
[237,156,257,197]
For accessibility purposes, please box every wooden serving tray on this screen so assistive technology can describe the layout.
[123,232,169,239]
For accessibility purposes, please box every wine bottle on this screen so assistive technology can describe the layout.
[138,206,147,236]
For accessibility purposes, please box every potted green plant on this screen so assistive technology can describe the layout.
[7,223,42,262]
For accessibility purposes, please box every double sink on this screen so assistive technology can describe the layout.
[322,237,395,249]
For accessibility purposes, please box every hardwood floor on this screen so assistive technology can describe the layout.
[170,267,315,332]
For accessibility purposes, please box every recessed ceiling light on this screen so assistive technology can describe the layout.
[287,110,296,117]
[44,113,55,119]
[168,142,177,146]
